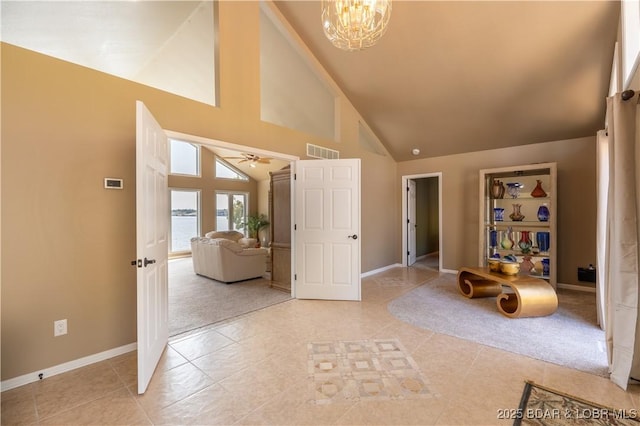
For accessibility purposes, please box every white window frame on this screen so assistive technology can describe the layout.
[170,139,201,177]
[215,191,249,234]
[214,157,249,181]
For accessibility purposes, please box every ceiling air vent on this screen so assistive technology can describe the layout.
[307,143,340,160]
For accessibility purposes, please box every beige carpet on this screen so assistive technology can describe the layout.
[169,257,291,336]
[388,274,608,376]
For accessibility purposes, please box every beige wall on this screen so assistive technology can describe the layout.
[397,136,597,286]
[0,1,398,381]
[168,148,259,239]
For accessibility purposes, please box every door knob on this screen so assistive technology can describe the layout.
[144,257,156,267]
[348,234,358,240]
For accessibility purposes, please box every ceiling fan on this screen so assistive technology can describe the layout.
[223,153,273,165]
[224,152,273,167]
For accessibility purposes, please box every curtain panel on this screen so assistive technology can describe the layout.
[599,91,640,390]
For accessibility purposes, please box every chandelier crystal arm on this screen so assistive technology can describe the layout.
[322,0,392,51]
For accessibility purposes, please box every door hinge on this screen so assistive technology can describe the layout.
[407,186,410,192]
[294,174,297,180]
[407,251,410,256]
[407,219,410,223]
[294,224,297,230]
[294,274,297,281]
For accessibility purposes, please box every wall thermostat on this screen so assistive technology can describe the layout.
[104,178,123,189]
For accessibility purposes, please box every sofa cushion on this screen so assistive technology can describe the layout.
[204,230,243,242]
[238,237,257,248]
[191,236,267,283]
[208,238,244,253]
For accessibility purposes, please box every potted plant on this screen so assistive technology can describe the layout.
[240,214,270,245]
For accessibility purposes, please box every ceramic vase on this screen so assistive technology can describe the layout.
[500,227,514,250]
[530,180,547,198]
[518,231,532,253]
[491,180,505,199]
[494,207,505,221]
[520,255,534,272]
[509,204,525,221]
[537,204,550,222]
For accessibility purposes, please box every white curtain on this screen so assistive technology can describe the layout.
[596,129,609,330]
[598,90,640,389]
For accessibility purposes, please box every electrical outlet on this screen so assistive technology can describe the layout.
[54,319,67,337]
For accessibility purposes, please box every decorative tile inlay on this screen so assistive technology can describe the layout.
[307,339,437,404]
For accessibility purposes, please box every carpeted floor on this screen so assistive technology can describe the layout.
[388,273,608,376]
[169,257,291,336]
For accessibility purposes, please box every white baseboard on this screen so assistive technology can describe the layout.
[557,282,596,293]
[361,263,403,278]
[1,342,137,392]
[361,263,457,278]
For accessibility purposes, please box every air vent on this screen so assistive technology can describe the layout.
[307,143,339,160]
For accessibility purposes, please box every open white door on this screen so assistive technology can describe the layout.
[294,159,361,301]
[135,101,169,394]
[407,179,417,266]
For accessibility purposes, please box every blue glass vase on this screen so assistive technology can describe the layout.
[537,204,550,222]
[536,232,550,253]
[489,230,498,248]
[542,258,550,276]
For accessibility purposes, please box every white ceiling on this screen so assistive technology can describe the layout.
[1,0,216,105]
[1,1,201,77]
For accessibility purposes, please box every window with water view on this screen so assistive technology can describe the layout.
[171,190,200,253]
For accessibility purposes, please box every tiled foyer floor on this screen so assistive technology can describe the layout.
[3,266,640,425]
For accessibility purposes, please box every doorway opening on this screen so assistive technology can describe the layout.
[165,130,298,337]
[402,173,443,271]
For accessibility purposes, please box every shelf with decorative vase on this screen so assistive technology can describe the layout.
[479,162,557,289]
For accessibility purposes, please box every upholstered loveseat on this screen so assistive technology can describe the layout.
[190,231,268,283]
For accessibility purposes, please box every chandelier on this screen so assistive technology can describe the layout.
[321,0,392,51]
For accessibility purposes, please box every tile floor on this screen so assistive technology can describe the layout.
[2,266,639,425]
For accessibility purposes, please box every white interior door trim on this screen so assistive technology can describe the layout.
[400,172,443,270]
[408,179,417,266]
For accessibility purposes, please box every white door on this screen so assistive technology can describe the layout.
[408,180,417,266]
[135,101,169,394]
[294,159,361,300]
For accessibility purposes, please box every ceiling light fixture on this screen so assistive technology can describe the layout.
[322,0,392,51]
[412,148,420,156]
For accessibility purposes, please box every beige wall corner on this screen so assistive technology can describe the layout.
[397,136,596,286]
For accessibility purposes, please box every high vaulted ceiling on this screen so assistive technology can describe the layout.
[274,1,620,161]
[2,1,620,162]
